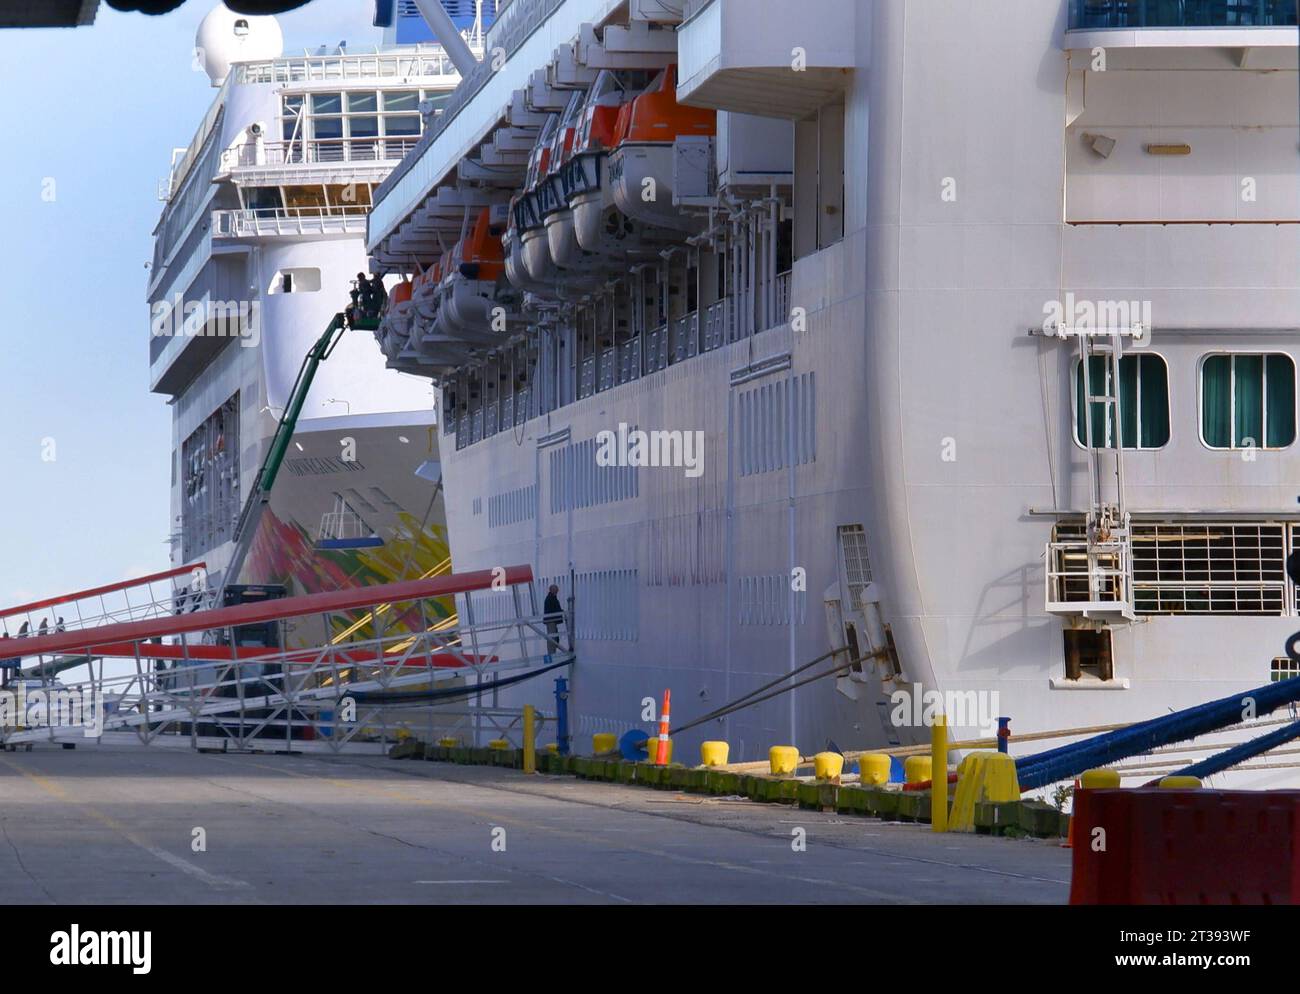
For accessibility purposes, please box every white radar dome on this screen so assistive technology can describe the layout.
[195,4,284,86]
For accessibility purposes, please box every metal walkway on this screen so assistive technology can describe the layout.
[0,565,569,755]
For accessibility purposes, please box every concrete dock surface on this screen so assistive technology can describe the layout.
[0,745,1071,904]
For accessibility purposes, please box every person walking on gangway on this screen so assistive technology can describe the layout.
[543,584,565,653]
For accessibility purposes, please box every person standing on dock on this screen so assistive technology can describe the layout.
[544,584,564,653]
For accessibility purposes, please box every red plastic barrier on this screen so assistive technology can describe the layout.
[1071,788,1300,904]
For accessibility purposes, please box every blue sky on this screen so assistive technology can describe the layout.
[0,0,378,609]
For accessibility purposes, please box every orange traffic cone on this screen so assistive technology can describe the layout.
[1060,778,1080,848]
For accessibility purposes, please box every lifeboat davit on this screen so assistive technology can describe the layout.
[608,64,715,232]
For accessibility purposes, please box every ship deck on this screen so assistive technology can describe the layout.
[0,746,1069,904]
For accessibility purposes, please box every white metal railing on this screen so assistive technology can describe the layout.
[221,137,418,171]
[231,48,468,85]
[1045,538,1135,618]
[211,208,369,239]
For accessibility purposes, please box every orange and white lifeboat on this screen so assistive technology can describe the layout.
[519,115,558,282]
[608,64,715,232]
[542,90,586,267]
[439,207,513,341]
[377,278,414,361]
[412,258,445,322]
[569,70,646,254]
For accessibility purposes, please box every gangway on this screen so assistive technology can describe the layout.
[0,565,569,755]
[0,563,211,683]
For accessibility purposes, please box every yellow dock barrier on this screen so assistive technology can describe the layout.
[858,753,891,785]
[948,751,1020,832]
[814,752,844,781]
[769,745,799,775]
[701,741,729,767]
[904,755,932,785]
[523,704,536,775]
[1158,775,1202,789]
[593,732,617,754]
[931,716,948,833]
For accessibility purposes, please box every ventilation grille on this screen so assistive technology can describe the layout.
[837,524,873,606]
[1053,520,1287,616]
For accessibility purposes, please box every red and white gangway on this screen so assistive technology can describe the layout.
[0,563,211,683]
[0,565,568,754]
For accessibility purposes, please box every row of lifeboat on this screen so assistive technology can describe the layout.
[377,63,715,373]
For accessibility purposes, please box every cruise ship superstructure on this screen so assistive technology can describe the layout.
[147,4,482,614]
[363,0,1300,779]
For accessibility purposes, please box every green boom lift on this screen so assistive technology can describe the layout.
[219,312,349,596]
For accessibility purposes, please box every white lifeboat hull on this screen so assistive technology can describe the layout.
[610,143,703,233]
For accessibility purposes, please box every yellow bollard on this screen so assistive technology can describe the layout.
[700,741,730,767]
[1158,775,1202,789]
[523,704,536,775]
[931,715,948,833]
[439,737,459,748]
[858,753,891,786]
[769,745,800,776]
[814,752,844,781]
[1080,768,1121,790]
[593,732,617,754]
[904,755,932,785]
[488,738,509,750]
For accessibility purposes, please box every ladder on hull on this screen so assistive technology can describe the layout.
[1046,332,1135,622]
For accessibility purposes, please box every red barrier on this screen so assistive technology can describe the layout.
[1071,788,1300,904]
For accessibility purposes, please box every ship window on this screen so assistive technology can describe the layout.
[311,92,342,115]
[1272,657,1300,682]
[1074,354,1169,449]
[383,115,420,137]
[350,116,379,139]
[382,91,419,112]
[283,186,327,210]
[243,186,282,212]
[347,92,377,113]
[270,268,321,294]
[1201,353,1296,450]
[1063,629,1113,682]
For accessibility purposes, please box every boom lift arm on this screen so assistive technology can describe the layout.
[220,313,347,595]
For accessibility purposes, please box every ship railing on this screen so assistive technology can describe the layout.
[231,48,469,85]
[1045,538,1135,619]
[0,564,213,642]
[0,566,570,754]
[221,137,419,171]
[212,207,370,239]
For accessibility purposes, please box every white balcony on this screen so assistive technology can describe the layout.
[676,0,856,118]
[211,208,370,240]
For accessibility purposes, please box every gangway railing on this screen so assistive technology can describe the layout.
[0,562,210,637]
[0,565,570,755]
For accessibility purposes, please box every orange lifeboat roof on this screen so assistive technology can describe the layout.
[623,65,715,144]
[457,208,505,282]
[389,280,413,305]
